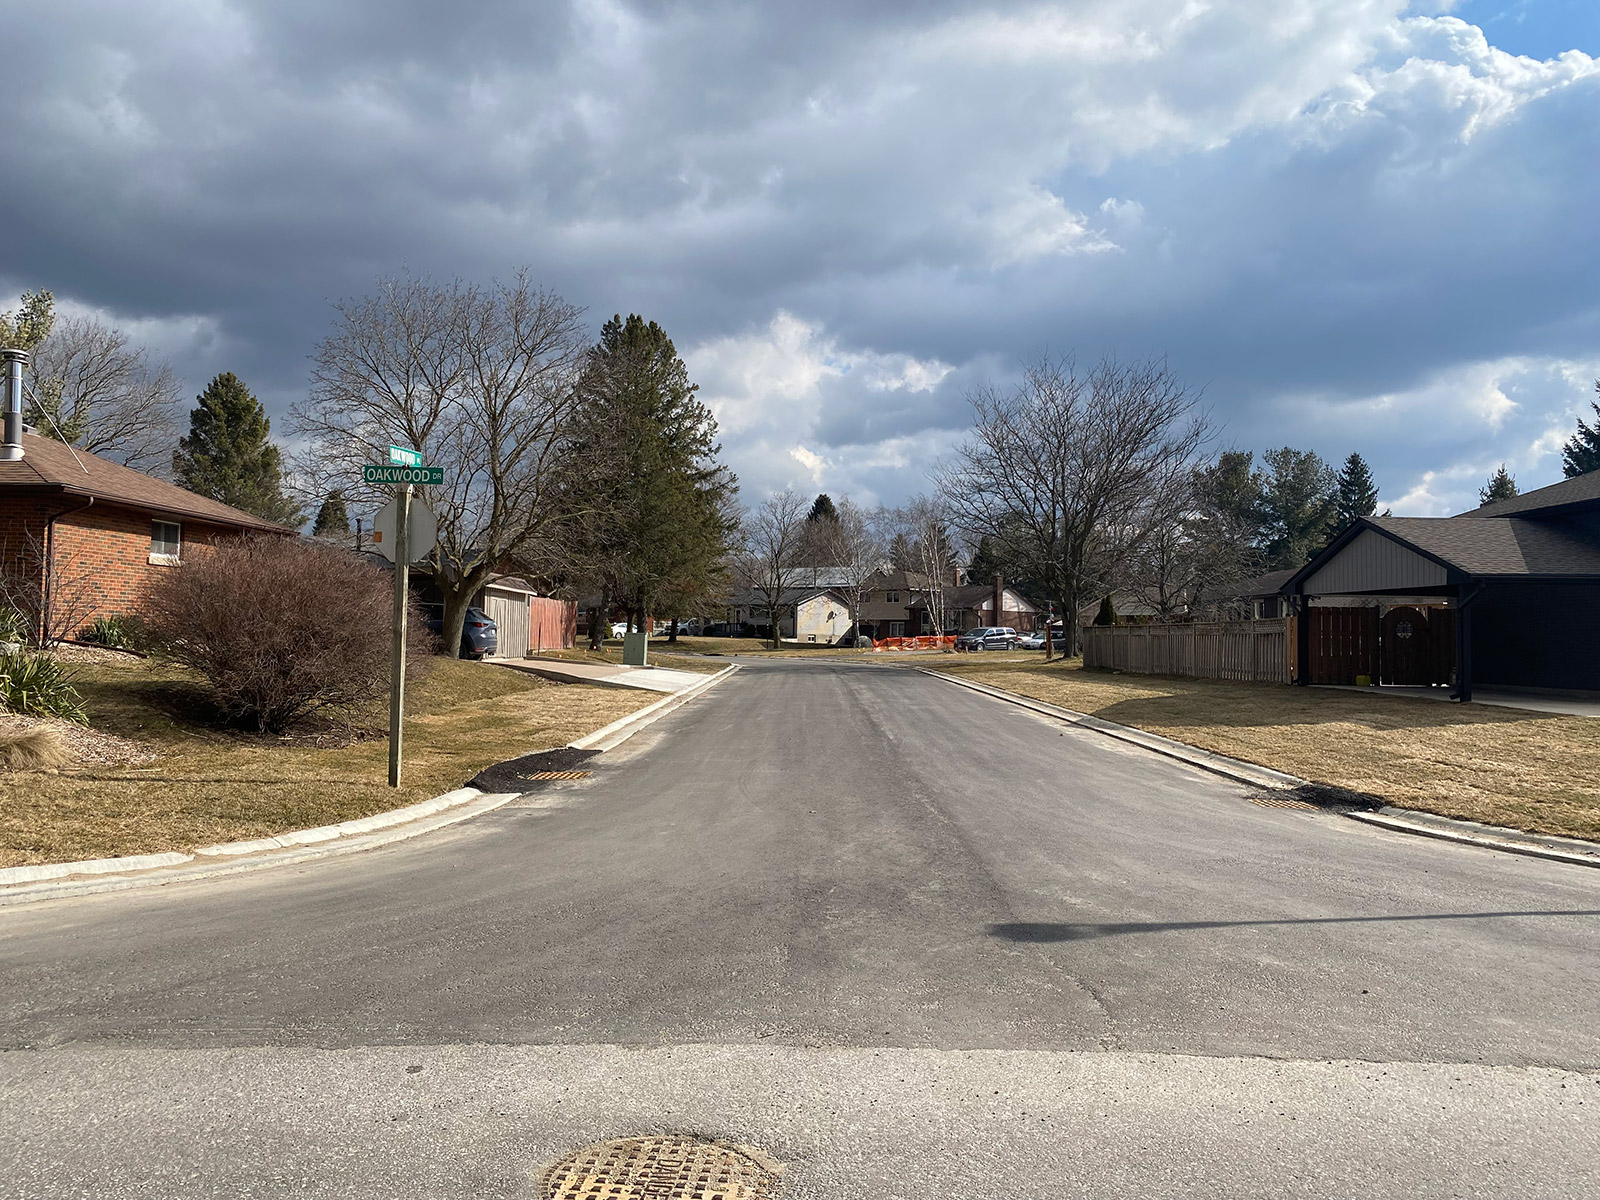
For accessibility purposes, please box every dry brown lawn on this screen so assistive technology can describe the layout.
[936,656,1600,842]
[0,656,654,868]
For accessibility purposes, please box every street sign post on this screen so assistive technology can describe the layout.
[364,459,445,788]
[388,485,411,787]
[364,464,443,486]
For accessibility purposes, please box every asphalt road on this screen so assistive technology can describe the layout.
[3,660,1598,1198]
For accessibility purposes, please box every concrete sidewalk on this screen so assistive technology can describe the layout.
[491,656,709,694]
[1316,684,1600,718]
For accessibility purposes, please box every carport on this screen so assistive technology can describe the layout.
[1283,478,1600,701]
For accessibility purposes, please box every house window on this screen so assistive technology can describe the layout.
[150,520,181,564]
[889,621,905,637]
[886,591,900,603]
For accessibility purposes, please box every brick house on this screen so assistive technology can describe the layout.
[0,432,293,641]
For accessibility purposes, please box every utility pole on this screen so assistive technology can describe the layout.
[388,483,411,787]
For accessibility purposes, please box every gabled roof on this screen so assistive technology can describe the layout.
[1235,568,1297,598]
[1458,469,1600,518]
[1369,515,1600,577]
[0,433,293,533]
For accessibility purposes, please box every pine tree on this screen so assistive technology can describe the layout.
[1334,453,1379,534]
[1094,593,1118,625]
[1259,447,1337,570]
[807,494,838,523]
[173,373,304,525]
[312,489,351,536]
[568,315,737,623]
[1561,384,1600,478]
[1479,464,1519,506]
[968,534,1002,584]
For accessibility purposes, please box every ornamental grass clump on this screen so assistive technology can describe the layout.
[0,651,88,723]
[144,535,431,733]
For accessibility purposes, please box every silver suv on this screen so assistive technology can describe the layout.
[956,626,1019,651]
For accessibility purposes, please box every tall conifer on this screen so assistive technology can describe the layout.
[173,373,303,525]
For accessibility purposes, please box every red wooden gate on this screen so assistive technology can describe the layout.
[1308,606,1379,685]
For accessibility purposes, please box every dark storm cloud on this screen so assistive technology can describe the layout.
[0,1,1595,511]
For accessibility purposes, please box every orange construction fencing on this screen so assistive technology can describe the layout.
[871,635,957,651]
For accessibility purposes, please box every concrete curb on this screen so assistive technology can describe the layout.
[0,790,522,907]
[568,663,739,751]
[0,664,741,907]
[919,667,1600,871]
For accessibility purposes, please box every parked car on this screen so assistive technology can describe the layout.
[955,626,1020,651]
[1017,630,1048,650]
[426,605,498,659]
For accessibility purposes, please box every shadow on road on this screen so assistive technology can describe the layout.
[990,910,1600,941]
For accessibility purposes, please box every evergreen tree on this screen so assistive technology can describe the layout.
[0,289,55,352]
[1258,447,1337,570]
[567,315,737,624]
[1560,384,1600,478]
[1334,452,1379,534]
[1094,593,1117,625]
[313,489,351,536]
[889,531,915,571]
[968,534,1002,583]
[807,493,838,523]
[173,373,304,525]
[1479,464,1519,506]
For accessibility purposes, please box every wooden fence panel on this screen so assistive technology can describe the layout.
[528,597,577,652]
[1081,619,1289,684]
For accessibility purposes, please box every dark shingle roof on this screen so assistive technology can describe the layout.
[1237,568,1298,597]
[0,433,294,533]
[1459,470,1600,518]
[1371,515,1600,577]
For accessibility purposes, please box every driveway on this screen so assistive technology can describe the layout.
[2,660,1597,1198]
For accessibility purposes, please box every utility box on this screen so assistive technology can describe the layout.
[622,631,649,667]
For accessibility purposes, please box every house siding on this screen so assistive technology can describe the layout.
[1304,528,1449,594]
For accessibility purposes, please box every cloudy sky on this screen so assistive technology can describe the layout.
[3,0,1596,515]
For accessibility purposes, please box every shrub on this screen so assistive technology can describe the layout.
[0,725,70,772]
[143,535,431,732]
[0,651,88,723]
[80,615,131,648]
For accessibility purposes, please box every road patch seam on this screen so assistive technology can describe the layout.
[0,665,741,906]
[917,667,1600,871]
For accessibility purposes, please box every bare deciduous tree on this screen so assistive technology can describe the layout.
[292,272,589,656]
[821,496,887,644]
[937,353,1208,655]
[0,527,105,648]
[26,315,184,472]
[734,489,807,648]
[892,494,957,639]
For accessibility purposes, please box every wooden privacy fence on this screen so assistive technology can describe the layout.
[528,597,578,652]
[1082,618,1291,684]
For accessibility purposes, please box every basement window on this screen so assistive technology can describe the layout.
[150,520,181,565]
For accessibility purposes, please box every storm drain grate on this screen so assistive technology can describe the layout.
[523,770,593,781]
[540,1136,780,1199]
[1250,794,1319,811]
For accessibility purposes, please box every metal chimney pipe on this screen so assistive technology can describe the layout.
[0,348,27,461]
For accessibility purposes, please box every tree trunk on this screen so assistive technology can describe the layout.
[668,616,679,644]
[439,583,479,661]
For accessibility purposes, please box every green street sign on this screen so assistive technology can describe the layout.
[364,464,443,485]
[388,444,422,467]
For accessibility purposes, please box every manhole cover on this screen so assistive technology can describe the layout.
[523,770,593,780]
[539,1136,780,1199]
[1250,795,1319,811]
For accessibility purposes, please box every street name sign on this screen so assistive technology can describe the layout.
[388,444,422,467]
[364,464,443,485]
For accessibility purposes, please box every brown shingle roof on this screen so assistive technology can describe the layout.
[1371,515,1600,577]
[0,433,294,533]
[1458,469,1600,518]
